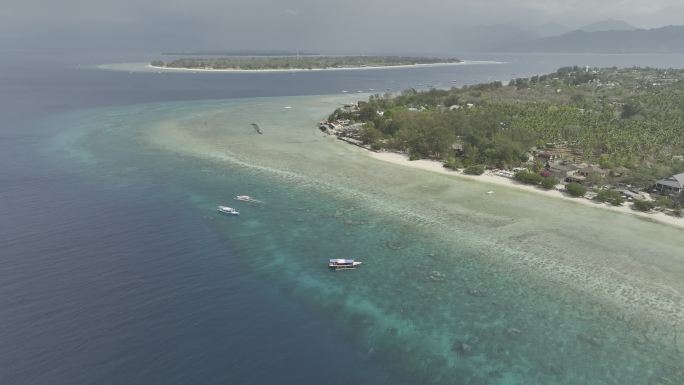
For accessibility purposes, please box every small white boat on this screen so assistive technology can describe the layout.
[329,259,362,270]
[235,195,253,202]
[217,206,240,215]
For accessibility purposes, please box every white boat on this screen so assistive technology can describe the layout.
[235,195,253,202]
[328,259,362,270]
[217,206,240,215]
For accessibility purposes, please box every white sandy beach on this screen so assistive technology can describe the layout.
[369,151,684,230]
[97,60,503,74]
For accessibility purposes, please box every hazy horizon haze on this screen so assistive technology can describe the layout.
[2,0,684,53]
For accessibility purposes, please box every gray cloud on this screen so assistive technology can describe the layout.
[0,0,682,52]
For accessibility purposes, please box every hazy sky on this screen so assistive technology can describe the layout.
[1,0,683,52]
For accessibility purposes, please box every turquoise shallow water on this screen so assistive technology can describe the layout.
[44,95,684,385]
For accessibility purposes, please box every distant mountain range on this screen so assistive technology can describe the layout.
[535,22,572,37]
[456,19,652,53]
[505,25,684,53]
[578,19,637,32]
[453,24,541,52]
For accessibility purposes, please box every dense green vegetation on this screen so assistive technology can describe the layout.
[596,190,625,206]
[463,165,485,175]
[566,182,588,197]
[330,67,684,191]
[514,170,559,190]
[540,176,560,190]
[633,200,656,211]
[151,56,460,70]
[515,170,543,185]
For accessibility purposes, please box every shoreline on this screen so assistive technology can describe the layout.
[138,95,684,345]
[97,60,504,73]
[368,151,684,230]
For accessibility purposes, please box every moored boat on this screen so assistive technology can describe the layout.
[217,205,240,215]
[235,195,253,202]
[328,259,362,270]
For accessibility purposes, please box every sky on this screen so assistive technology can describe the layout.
[1,0,683,53]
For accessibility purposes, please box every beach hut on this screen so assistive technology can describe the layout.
[654,173,684,194]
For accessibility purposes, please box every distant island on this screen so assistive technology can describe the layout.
[150,56,461,71]
[161,50,319,57]
[506,25,684,53]
[323,67,684,215]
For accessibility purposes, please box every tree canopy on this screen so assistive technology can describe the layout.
[329,67,684,189]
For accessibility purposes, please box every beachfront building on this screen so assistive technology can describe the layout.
[654,173,684,195]
[577,165,608,178]
[545,160,580,180]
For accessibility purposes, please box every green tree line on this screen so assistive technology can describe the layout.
[330,67,684,189]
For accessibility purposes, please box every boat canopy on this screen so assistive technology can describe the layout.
[330,259,354,264]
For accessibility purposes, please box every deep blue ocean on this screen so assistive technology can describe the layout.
[2,51,684,385]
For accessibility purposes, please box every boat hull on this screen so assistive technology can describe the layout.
[217,206,240,215]
[328,261,362,270]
